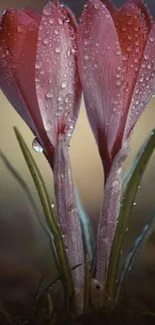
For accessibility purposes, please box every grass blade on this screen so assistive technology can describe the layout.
[106,129,155,301]
[14,127,74,299]
[115,212,155,302]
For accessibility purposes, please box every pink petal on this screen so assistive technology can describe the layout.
[77,0,124,171]
[54,134,84,288]
[111,3,149,155]
[127,0,153,30]
[0,9,54,164]
[36,1,81,148]
[96,144,129,284]
[123,23,155,141]
[23,8,41,24]
[100,0,117,14]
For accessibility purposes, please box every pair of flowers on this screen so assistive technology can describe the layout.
[0,0,155,288]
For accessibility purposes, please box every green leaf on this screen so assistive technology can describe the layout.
[115,211,155,302]
[106,129,155,302]
[14,127,74,299]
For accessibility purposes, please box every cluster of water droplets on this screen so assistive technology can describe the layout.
[35,1,78,143]
[125,30,155,137]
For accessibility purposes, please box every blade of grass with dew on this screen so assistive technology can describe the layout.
[122,132,155,193]
[115,212,155,303]
[14,127,74,299]
[75,189,95,261]
[106,129,155,302]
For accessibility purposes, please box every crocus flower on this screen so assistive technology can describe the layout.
[77,0,155,284]
[0,1,84,287]
[0,7,55,166]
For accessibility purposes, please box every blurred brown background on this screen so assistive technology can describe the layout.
[0,0,155,310]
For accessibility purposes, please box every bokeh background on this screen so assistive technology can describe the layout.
[0,0,155,311]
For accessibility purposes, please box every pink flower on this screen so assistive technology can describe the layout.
[77,0,155,177]
[35,0,84,288]
[0,1,81,167]
[77,0,155,284]
[0,1,84,287]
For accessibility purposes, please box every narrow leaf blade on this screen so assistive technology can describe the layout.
[106,129,155,301]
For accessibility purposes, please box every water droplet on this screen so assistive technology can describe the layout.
[35,62,41,69]
[147,64,151,69]
[43,38,49,45]
[58,95,63,102]
[128,35,132,40]
[43,6,51,16]
[55,47,61,53]
[17,25,23,32]
[49,18,54,24]
[71,48,76,54]
[61,80,67,89]
[116,80,122,86]
[54,29,59,35]
[135,47,140,53]
[133,202,136,206]
[65,94,72,103]
[116,50,121,55]
[94,3,100,9]
[58,17,63,25]
[46,91,54,98]
[55,110,61,117]
[58,104,63,111]
[150,36,154,42]
[144,53,149,60]
[51,202,55,208]
[32,138,43,153]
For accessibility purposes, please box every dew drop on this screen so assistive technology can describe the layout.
[58,17,63,25]
[116,80,122,86]
[46,91,54,98]
[55,47,61,53]
[149,36,155,42]
[32,138,43,153]
[133,202,136,206]
[43,5,52,16]
[144,54,149,60]
[58,104,63,111]
[43,38,49,45]
[17,25,23,32]
[61,80,67,89]
[147,64,151,69]
[128,35,132,40]
[65,94,72,103]
[54,29,59,35]
[55,110,61,117]
[58,95,63,102]
[94,3,100,9]
[35,62,41,69]
[51,202,55,208]
[49,18,54,24]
